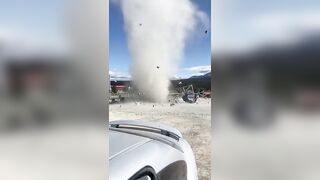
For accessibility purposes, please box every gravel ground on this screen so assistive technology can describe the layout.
[109,98,211,180]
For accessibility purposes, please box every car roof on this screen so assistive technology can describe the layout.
[109,130,152,160]
[109,129,185,179]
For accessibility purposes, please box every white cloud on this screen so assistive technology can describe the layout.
[109,65,211,81]
[0,28,18,42]
[250,10,320,45]
[184,65,211,73]
[173,65,211,79]
[253,11,320,31]
[109,70,131,80]
[212,1,320,53]
[0,26,69,59]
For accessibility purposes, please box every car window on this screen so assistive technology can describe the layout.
[157,160,187,180]
[136,176,151,180]
[129,166,158,180]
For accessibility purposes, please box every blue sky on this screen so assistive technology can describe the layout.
[0,0,65,37]
[0,0,68,56]
[109,0,211,79]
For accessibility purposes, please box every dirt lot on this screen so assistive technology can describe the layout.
[109,98,211,180]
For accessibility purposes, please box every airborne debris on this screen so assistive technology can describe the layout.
[205,30,208,34]
[156,66,159,69]
[139,23,142,26]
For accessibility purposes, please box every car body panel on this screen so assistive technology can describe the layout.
[109,130,152,160]
[110,136,184,179]
[109,120,198,180]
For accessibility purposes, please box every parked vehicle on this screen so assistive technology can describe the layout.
[109,120,198,180]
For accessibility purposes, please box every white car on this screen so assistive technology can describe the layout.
[109,120,198,180]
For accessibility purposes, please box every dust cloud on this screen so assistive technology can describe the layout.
[117,0,208,102]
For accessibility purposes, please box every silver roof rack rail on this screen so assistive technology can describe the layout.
[110,120,182,141]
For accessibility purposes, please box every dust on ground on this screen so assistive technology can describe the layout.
[109,98,211,180]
